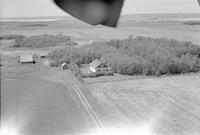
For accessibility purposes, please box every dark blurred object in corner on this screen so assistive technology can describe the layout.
[53,0,124,27]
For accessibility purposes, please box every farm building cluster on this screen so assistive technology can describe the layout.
[90,59,111,73]
[81,59,114,78]
[17,53,113,78]
[18,52,48,64]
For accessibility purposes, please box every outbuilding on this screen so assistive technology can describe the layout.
[61,63,68,70]
[90,59,111,73]
[39,52,48,59]
[19,55,35,64]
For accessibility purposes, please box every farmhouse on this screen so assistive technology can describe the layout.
[61,63,68,70]
[90,59,111,73]
[19,55,35,64]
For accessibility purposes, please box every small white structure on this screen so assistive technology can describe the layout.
[61,63,68,70]
[90,59,111,73]
[19,55,34,64]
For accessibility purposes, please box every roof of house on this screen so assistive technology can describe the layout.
[61,63,67,66]
[90,59,103,69]
[20,55,34,62]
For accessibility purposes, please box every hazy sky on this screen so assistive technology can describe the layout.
[0,0,199,18]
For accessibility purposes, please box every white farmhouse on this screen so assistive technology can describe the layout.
[90,59,111,73]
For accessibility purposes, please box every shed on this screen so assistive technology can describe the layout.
[39,52,48,59]
[19,55,35,64]
[61,63,68,70]
[90,59,111,73]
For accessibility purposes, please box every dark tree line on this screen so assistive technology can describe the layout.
[49,36,200,76]
[10,34,77,48]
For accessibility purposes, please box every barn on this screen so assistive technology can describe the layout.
[90,59,111,73]
[19,55,35,64]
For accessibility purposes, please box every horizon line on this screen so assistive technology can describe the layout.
[1,12,200,19]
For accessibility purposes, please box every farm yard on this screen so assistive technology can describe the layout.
[1,13,200,135]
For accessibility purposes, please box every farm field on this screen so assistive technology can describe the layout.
[83,73,200,135]
[1,13,200,45]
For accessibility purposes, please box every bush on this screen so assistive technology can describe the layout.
[68,62,83,81]
[49,42,119,66]
[69,62,82,76]
[49,60,58,67]
[81,70,114,78]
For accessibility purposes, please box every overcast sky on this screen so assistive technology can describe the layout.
[0,0,199,18]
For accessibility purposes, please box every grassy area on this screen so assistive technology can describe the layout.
[49,36,200,76]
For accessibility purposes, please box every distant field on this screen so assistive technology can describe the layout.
[0,13,200,45]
